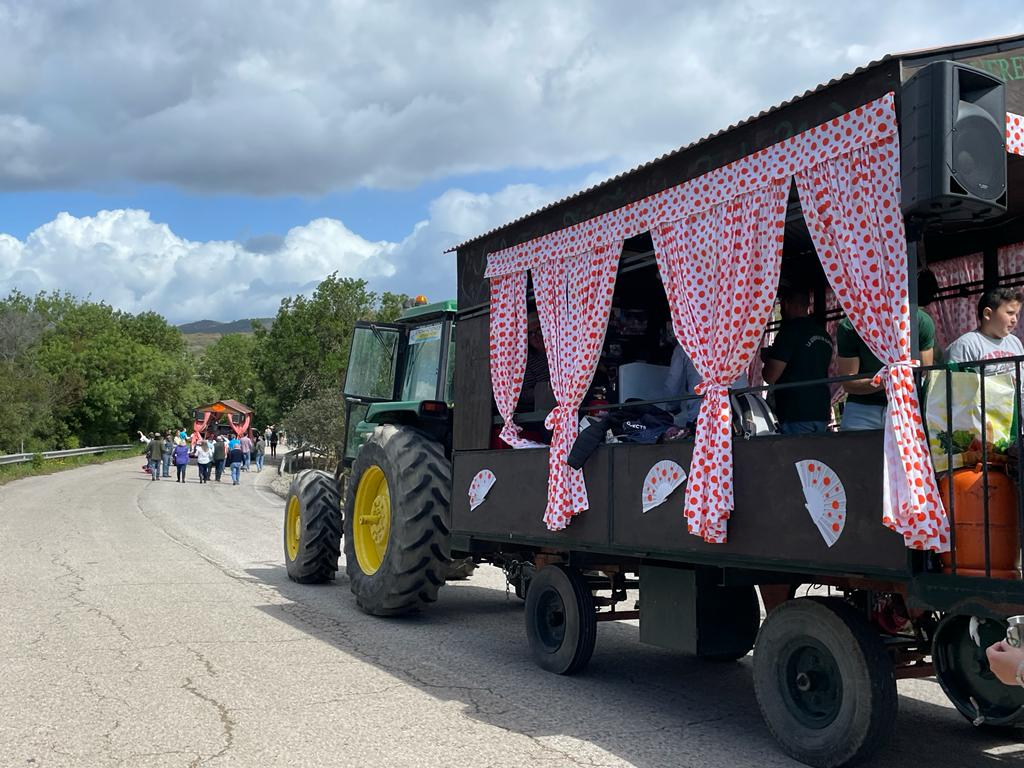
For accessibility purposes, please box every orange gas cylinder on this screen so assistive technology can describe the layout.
[939,464,1020,579]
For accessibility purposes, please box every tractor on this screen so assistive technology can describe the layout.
[283,298,465,612]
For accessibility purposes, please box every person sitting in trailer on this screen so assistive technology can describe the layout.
[662,330,752,436]
[945,288,1024,376]
[760,284,834,434]
[662,325,703,432]
[837,308,934,431]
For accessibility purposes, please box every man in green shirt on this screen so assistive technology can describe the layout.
[836,308,934,430]
[762,285,834,433]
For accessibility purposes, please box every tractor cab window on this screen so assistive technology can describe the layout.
[401,322,444,401]
[345,324,400,400]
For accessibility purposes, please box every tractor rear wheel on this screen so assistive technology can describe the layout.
[343,425,451,616]
[283,470,342,584]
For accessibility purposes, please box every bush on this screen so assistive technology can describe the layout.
[30,453,45,469]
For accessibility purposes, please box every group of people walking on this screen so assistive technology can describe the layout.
[141,429,270,485]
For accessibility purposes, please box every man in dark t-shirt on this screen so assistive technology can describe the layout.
[762,286,834,433]
[836,308,934,430]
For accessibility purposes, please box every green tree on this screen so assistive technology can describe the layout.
[254,274,407,417]
[18,292,197,445]
[195,332,274,418]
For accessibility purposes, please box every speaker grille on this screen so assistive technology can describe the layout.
[951,107,1006,201]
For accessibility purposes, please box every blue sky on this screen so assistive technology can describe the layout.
[0,164,604,245]
[0,2,1020,323]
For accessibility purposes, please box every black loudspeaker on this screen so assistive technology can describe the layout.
[901,60,1007,221]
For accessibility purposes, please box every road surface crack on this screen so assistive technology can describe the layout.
[182,676,236,767]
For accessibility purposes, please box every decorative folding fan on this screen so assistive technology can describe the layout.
[641,460,687,513]
[468,469,496,511]
[794,460,847,547]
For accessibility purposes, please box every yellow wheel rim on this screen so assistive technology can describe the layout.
[285,495,301,561]
[353,465,390,575]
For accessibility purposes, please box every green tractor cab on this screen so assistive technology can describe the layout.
[341,299,456,465]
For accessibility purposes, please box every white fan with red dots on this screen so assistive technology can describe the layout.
[795,460,846,547]
[468,469,496,511]
[641,460,687,513]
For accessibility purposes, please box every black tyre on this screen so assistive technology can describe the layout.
[753,597,897,768]
[343,425,451,616]
[525,564,597,675]
[445,555,477,581]
[283,469,342,584]
[933,613,1024,728]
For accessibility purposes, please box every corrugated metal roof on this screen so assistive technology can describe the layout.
[447,33,1024,253]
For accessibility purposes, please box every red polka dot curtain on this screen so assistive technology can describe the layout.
[489,271,538,448]
[651,182,788,543]
[533,241,622,530]
[795,136,948,552]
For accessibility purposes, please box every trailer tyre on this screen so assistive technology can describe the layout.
[283,470,342,584]
[343,425,451,616]
[525,564,596,675]
[753,597,896,768]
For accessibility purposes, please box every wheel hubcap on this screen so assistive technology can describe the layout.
[353,466,390,575]
[285,496,301,561]
[780,640,843,729]
[534,588,567,653]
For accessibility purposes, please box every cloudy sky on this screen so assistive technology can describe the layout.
[0,1,1021,324]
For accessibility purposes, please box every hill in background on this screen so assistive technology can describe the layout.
[179,318,273,335]
[178,318,273,354]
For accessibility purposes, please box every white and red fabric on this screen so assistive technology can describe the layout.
[485,96,900,279]
[1007,113,1024,157]
[929,254,984,351]
[532,241,621,530]
[488,271,539,448]
[651,182,788,542]
[795,133,949,552]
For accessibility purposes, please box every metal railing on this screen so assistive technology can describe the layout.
[0,444,135,466]
[500,351,1024,580]
[279,444,330,475]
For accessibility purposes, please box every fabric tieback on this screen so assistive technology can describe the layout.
[870,359,920,388]
[544,405,573,432]
[693,380,729,397]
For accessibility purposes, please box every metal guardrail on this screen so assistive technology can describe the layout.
[279,444,329,475]
[0,444,135,466]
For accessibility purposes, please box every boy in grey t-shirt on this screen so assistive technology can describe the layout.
[946,287,1024,375]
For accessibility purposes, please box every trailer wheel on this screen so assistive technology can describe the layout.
[283,470,342,584]
[753,597,896,768]
[933,613,1024,728]
[525,564,596,675]
[343,425,451,616]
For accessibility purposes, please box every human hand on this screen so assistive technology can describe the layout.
[986,640,1024,686]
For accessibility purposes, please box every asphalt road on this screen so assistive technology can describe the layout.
[1,457,1022,767]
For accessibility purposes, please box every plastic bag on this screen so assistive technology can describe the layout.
[924,369,1017,472]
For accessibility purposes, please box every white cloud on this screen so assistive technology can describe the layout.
[0,1,1017,194]
[0,181,564,322]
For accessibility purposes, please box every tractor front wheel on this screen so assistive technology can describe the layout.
[283,470,342,584]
